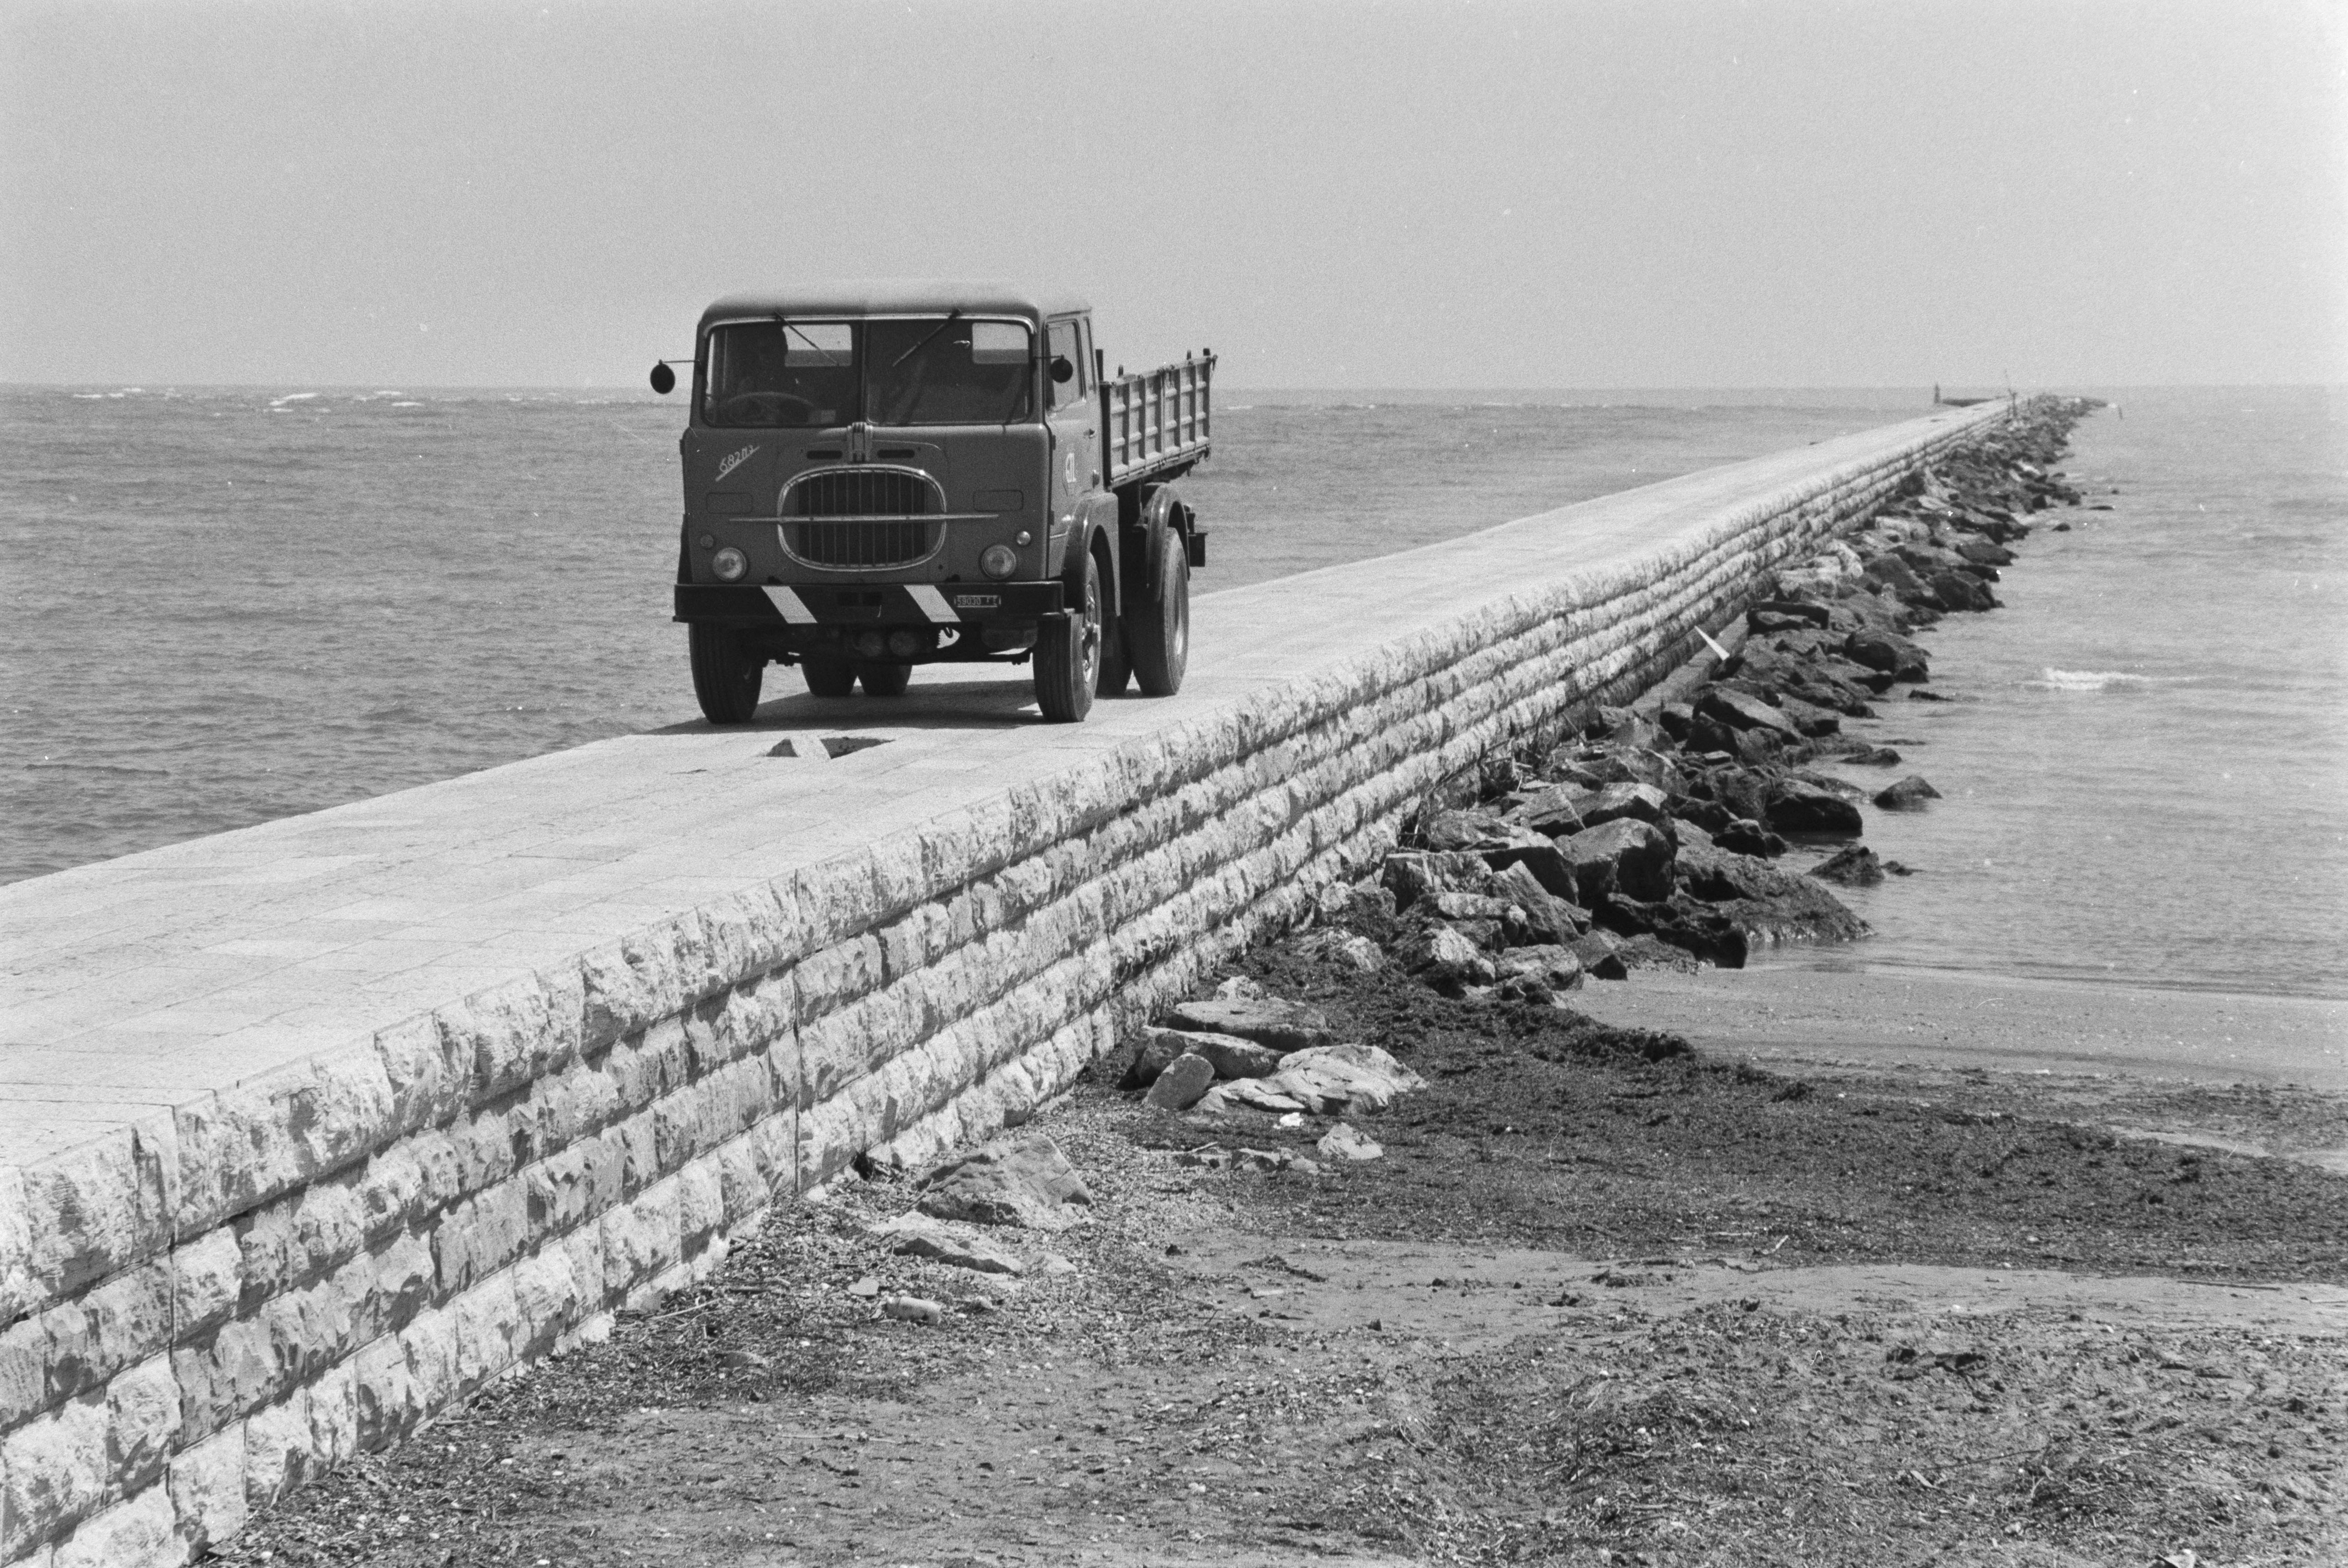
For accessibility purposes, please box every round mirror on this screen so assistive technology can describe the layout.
[649,362,676,395]
[1049,356,1075,385]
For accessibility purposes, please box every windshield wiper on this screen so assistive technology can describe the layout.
[890,309,962,370]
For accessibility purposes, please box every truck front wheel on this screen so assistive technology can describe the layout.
[689,625,764,725]
[1128,525,1190,697]
[1033,552,1102,723]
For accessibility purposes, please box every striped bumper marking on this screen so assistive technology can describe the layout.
[904,584,960,624]
[762,586,816,624]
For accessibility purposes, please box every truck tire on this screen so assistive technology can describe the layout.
[1096,600,1133,696]
[690,625,764,725]
[1128,523,1190,697]
[800,655,855,697]
[856,662,911,697]
[1033,550,1102,723]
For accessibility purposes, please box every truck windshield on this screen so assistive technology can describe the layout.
[702,318,1034,428]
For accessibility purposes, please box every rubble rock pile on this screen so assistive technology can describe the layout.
[1282,397,2097,1005]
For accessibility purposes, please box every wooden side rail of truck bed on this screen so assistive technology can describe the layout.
[1101,351,1215,489]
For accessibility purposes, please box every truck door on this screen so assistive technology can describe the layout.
[1045,317,1097,544]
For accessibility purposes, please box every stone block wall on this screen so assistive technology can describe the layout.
[0,406,2000,1566]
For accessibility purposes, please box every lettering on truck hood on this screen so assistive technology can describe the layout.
[715,444,759,483]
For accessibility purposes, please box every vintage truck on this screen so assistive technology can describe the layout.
[653,283,1212,724]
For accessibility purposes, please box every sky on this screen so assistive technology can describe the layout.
[2,0,2343,389]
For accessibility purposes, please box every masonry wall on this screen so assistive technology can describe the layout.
[0,407,2000,1567]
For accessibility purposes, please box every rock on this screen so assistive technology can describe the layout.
[1928,570,1996,612]
[1427,888,1516,924]
[1670,846,1865,944]
[1713,818,1784,858]
[1576,780,1671,829]
[1119,1029,1190,1089]
[1509,785,1587,840]
[719,1349,770,1370]
[880,1296,946,1324]
[1266,1044,1428,1113]
[1478,836,1580,901]
[1317,1124,1384,1161]
[1842,628,1931,683]
[1696,687,1803,741]
[1873,775,1942,811]
[1908,688,1955,702]
[1763,778,1864,838]
[1957,539,2016,567]
[1489,859,1587,945]
[875,1214,1027,1275]
[1381,850,1493,909]
[1617,934,1703,972]
[1296,928,1385,971]
[918,1134,1093,1229]
[1214,976,1268,1001]
[1561,817,1676,902]
[1164,997,1334,1052]
[1750,597,1831,628]
[1859,552,1924,597]
[1809,845,1886,886]
[1571,930,1629,980]
[1217,1077,1307,1113]
[1494,944,1584,992]
[1037,1253,1078,1278]
[1774,696,1842,738]
[1234,1147,1321,1176]
[1142,1053,1217,1111]
[1600,894,1750,968]
[846,1275,881,1298]
[1145,1027,1285,1080]
[1393,922,1497,990]
[1842,745,1902,767]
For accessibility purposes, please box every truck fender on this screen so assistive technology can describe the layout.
[1067,497,1121,620]
[1137,483,1188,602]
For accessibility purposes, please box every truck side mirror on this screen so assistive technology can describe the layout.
[1049,356,1074,385]
[649,362,677,395]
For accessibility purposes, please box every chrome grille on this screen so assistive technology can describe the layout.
[779,466,944,570]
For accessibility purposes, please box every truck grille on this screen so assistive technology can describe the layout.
[779,466,945,570]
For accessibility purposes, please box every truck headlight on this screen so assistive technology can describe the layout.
[712,547,749,581]
[980,544,1019,580]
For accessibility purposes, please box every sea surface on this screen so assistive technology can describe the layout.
[3,384,2341,1004]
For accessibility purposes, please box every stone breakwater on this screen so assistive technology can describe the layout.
[0,403,2005,1568]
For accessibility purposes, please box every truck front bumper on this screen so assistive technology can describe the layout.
[675,581,1065,628]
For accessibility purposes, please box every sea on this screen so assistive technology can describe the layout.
[4,384,2342,1004]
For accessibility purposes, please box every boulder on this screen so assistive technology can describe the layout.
[1842,746,1902,768]
[1489,859,1587,945]
[1859,552,1925,597]
[1873,775,1942,812]
[1713,818,1784,858]
[874,1213,1027,1275]
[1750,597,1831,628]
[1382,850,1493,909]
[1617,934,1704,973]
[1164,997,1334,1052]
[1508,784,1587,840]
[1599,893,1750,969]
[1696,687,1804,741]
[1119,1029,1190,1089]
[1266,1044,1428,1113]
[1928,571,1996,613]
[1142,1053,1217,1111]
[1317,1124,1384,1162]
[1478,836,1580,901]
[1561,817,1676,902]
[1569,930,1630,980]
[1494,944,1585,992]
[1147,1027,1285,1080]
[1419,808,1513,853]
[1842,629,1930,683]
[1957,539,2016,567]
[1427,889,1516,924]
[1671,845,1865,944]
[917,1135,1093,1229]
[1775,696,1843,738]
[1296,928,1385,972]
[1196,1077,1307,1115]
[1577,780,1672,828]
[1763,778,1864,838]
[1809,845,1886,886]
[1394,922,1496,990]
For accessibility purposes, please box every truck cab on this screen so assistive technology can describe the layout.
[659,282,1211,724]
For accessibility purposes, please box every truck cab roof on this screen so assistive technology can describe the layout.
[697,281,1090,331]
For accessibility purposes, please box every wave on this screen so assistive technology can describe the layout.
[2027,667,2202,692]
[268,392,320,407]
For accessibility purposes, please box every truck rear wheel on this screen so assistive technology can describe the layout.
[690,625,764,725]
[1128,524,1190,697]
[856,662,911,697]
[800,655,855,697]
[1034,551,1102,723]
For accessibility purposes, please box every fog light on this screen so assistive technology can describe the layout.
[980,544,1019,579]
[886,628,929,660]
[852,629,888,660]
[712,546,748,581]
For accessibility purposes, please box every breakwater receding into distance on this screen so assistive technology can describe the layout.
[4,402,2009,1566]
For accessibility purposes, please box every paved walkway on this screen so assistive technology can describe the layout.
[0,409,1992,1169]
